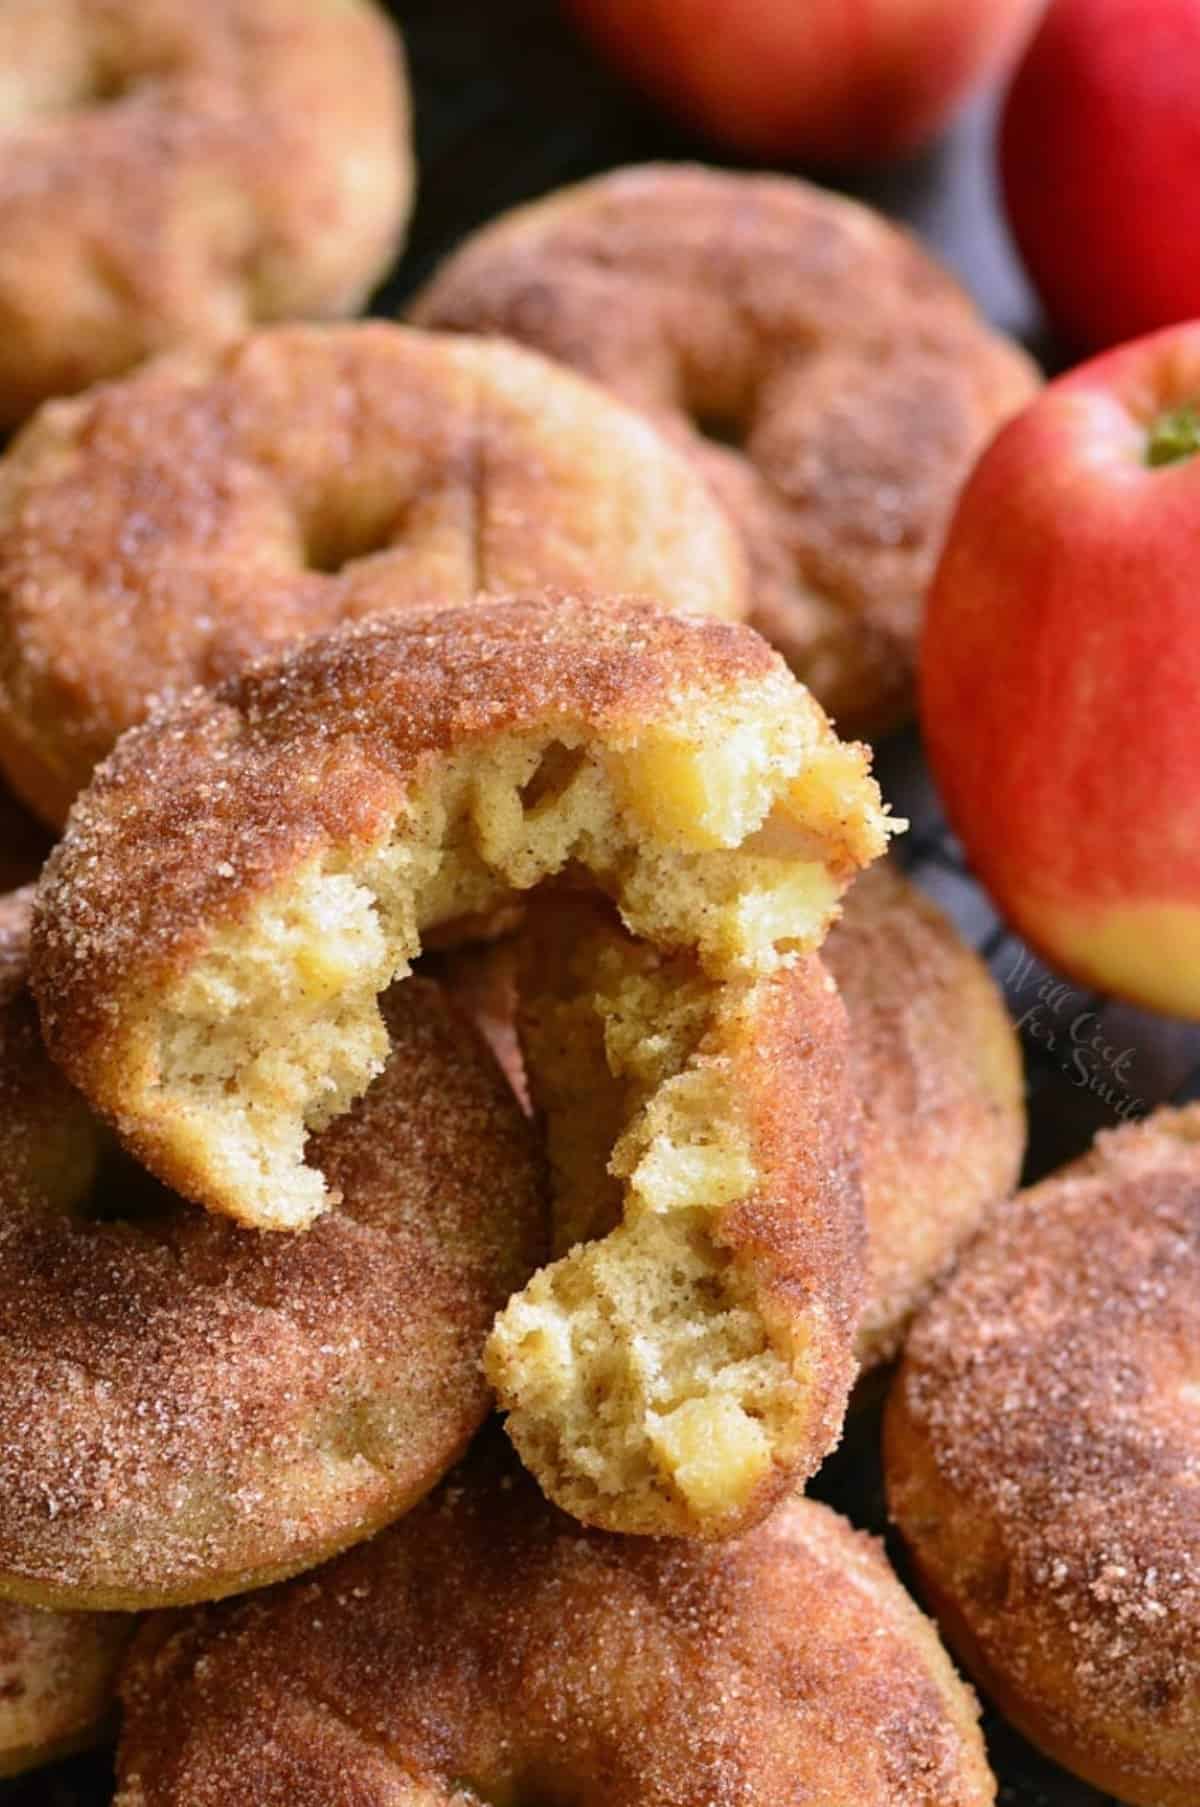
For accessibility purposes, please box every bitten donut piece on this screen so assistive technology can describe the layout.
[0,893,545,1611]
[411,162,1040,738]
[0,0,412,428]
[494,895,863,1536]
[0,1601,135,1779]
[887,1107,1200,1807]
[0,322,748,824]
[32,596,892,1238]
[113,1436,996,1807]
[827,864,1025,1370]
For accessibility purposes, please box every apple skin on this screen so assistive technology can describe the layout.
[921,323,1200,1019]
[564,0,1044,163]
[1001,0,1200,352]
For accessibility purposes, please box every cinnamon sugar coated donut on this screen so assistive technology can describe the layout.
[0,1600,134,1778]
[0,0,412,428]
[496,895,864,1536]
[32,596,893,1538]
[0,891,546,1610]
[0,322,747,824]
[886,1106,1200,1807]
[113,1437,996,1807]
[827,865,1025,1369]
[411,163,1040,738]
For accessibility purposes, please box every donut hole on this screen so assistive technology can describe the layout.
[301,507,400,576]
[85,67,138,107]
[691,406,748,453]
[76,56,162,113]
[83,1140,178,1227]
[680,354,760,456]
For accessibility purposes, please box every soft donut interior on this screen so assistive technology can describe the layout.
[154,683,886,1233]
[485,899,833,1535]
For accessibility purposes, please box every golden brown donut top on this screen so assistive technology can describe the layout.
[887,1106,1200,1803]
[0,0,411,427]
[0,896,546,1610]
[825,864,1025,1368]
[411,163,1040,737]
[0,1599,134,1778]
[114,1436,995,1807]
[0,322,748,824]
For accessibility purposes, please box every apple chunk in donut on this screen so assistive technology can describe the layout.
[494,895,863,1536]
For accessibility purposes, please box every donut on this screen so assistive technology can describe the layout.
[113,1434,996,1807]
[0,0,412,429]
[0,1600,134,1778]
[32,596,893,1538]
[0,322,749,825]
[0,891,546,1610]
[490,893,864,1536]
[826,864,1025,1370]
[886,1106,1200,1807]
[410,163,1041,738]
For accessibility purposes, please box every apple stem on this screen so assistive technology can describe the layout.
[1146,403,1200,468]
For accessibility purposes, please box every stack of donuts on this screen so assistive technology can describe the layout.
[0,7,1192,1807]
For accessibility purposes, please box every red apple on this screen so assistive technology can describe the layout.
[1001,0,1200,352]
[564,0,1044,164]
[921,323,1200,1018]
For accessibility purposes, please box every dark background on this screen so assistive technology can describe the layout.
[10,4,1196,1802]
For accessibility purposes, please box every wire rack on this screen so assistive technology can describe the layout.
[9,4,1198,1802]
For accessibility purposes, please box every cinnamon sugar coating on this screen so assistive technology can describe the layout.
[114,1435,996,1807]
[828,865,1025,1370]
[0,323,746,823]
[0,1599,134,1778]
[0,0,412,430]
[0,894,546,1610]
[411,163,1039,738]
[886,1106,1200,1807]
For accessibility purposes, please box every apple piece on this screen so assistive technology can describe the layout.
[564,0,1043,163]
[1001,0,1200,352]
[921,322,1200,1018]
